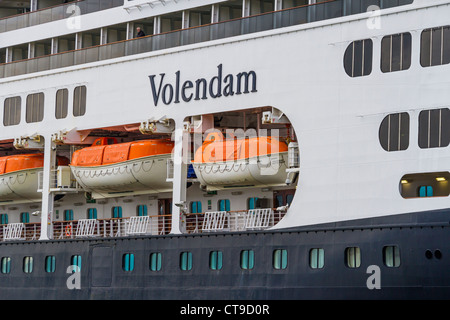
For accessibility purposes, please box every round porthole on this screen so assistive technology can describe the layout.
[434,250,442,259]
[425,250,433,259]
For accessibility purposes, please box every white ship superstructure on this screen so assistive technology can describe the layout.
[0,0,447,300]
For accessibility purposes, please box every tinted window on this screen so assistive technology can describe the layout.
[344,39,373,77]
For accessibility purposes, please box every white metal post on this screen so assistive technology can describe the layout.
[170,125,188,234]
[39,136,56,240]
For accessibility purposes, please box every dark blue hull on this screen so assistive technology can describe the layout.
[0,208,449,300]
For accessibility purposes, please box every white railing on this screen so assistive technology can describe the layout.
[244,209,274,230]
[185,208,283,233]
[202,211,229,232]
[125,216,151,235]
[75,219,99,238]
[0,209,284,241]
[3,223,25,240]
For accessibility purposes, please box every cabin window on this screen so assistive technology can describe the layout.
[190,201,202,213]
[383,246,400,267]
[45,256,56,273]
[400,172,449,198]
[379,112,409,151]
[1,257,11,274]
[381,32,412,73]
[209,251,223,270]
[23,256,33,273]
[26,92,44,123]
[55,88,68,119]
[3,96,21,126]
[180,252,193,271]
[343,39,373,77]
[247,197,259,210]
[70,255,82,272]
[418,108,450,149]
[122,253,135,272]
[149,252,162,271]
[218,199,230,211]
[73,85,87,117]
[420,26,450,67]
[309,248,324,269]
[345,247,361,268]
[189,6,212,28]
[64,209,74,221]
[0,214,8,224]
[112,206,122,218]
[137,205,148,216]
[20,212,29,223]
[218,0,243,22]
[87,208,97,219]
[240,250,255,270]
[273,249,288,270]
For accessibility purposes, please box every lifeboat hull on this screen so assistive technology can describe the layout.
[193,152,289,190]
[70,154,172,198]
[0,168,42,203]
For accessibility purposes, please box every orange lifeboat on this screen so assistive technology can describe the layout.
[0,153,69,202]
[70,138,174,198]
[192,132,289,190]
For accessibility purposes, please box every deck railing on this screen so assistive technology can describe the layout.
[0,0,413,79]
[0,0,123,34]
[0,208,286,241]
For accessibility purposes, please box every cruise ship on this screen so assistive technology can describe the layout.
[0,0,448,300]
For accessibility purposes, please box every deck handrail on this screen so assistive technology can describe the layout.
[0,0,413,79]
[0,0,123,34]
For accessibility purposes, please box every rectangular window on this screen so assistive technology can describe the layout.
[419,185,434,197]
[180,252,193,271]
[421,26,450,67]
[23,256,33,273]
[209,251,223,270]
[20,212,30,223]
[345,247,361,268]
[273,249,288,270]
[55,88,68,119]
[73,85,87,117]
[71,255,82,272]
[240,250,254,270]
[149,252,162,271]
[1,257,11,274]
[309,248,324,269]
[45,256,56,273]
[381,32,412,73]
[122,253,135,272]
[247,197,259,210]
[0,214,8,224]
[87,208,97,219]
[137,205,148,216]
[383,246,400,267]
[190,201,202,213]
[26,93,44,123]
[3,96,21,126]
[112,206,122,218]
[418,108,450,149]
[218,199,230,211]
[64,209,74,221]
